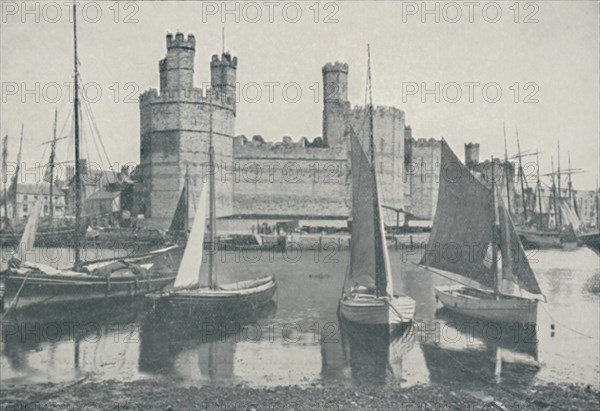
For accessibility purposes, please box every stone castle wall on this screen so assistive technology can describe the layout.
[406,138,442,220]
[231,137,349,218]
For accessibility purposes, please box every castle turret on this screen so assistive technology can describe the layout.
[465,142,480,169]
[159,32,196,92]
[322,62,350,147]
[211,52,238,109]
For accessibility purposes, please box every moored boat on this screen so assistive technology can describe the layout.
[0,5,180,311]
[418,140,545,325]
[339,46,415,326]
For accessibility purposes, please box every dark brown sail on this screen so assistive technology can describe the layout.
[419,140,496,290]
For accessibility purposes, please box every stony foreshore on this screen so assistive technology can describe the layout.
[1,380,598,410]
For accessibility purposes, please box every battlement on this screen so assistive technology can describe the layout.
[322,61,349,74]
[233,134,347,160]
[211,52,238,69]
[411,137,442,147]
[350,104,405,119]
[167,32,195,50]
[139,87,235,110]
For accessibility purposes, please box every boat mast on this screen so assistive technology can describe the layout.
[208,90,217,289]
[366,45,385,297]
[12,125,24,222]
[556,142,562,228]
[567,153,580,218]
[48,108,58,220]
[73,4,82,266]
[516,128,527,222]
[550,156,558,231]
[2,133,8,224]
[184,164,190,235]
[502,123,511,215]
[536,151,544,229]
[491,158,501,297]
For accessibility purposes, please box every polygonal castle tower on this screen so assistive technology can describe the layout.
[322,62,350,148]
[137,32,237,228]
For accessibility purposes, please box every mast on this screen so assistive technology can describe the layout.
[515,128,527,222]
[567,153,579,217]
[502,123,511,215]
[556,142,562,228]
[73,4,82,266]
[367,44,385,297]
[208,90,217,289]
[2,133,8,224]
[491,158,500,296]
[48,108,58,220]
[536,151,544,229]
[550,156,558,231]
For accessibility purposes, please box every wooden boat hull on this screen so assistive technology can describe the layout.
[518,229,578,250]
[339,293,415,326]
[2,270,177,309]
[151,276,277,314]
[435,285,537,324]
[1,245,181,309]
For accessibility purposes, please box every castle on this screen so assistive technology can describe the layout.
[135,33,452,231]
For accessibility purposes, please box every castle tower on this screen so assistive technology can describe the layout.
[160,33,196,91]
[322,62,350,147]
[138,33,236,228]
[464,142,480,169]
[210,52,238,108]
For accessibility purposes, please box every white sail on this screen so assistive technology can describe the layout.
[559,200,581,232]
[16,191,44,262]
[174,180,208,289]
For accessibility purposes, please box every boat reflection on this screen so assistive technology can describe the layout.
[420,308,540,386]
[1,298,148,383]
[339,319,415,386]
[138,301,277,380]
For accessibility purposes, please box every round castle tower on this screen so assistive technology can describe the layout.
[138,32,237,228]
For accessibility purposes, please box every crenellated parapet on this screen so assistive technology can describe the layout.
[167,32,196,50]
[233,134,346,159]
[350,104,405,120]
[322,61,349,74]
[211,52,238,69]
[139,87,236,112]
[411,137,442,147]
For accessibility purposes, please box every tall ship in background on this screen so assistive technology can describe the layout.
[512,138,584,250]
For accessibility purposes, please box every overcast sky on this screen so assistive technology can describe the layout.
[1,1,598,189]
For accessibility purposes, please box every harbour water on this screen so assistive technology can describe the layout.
[1,246,598,389]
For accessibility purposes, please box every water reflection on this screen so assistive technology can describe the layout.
[138,301,278,382]
[421,308,540,387]
[0,248,597,388]
[339,320,415,386]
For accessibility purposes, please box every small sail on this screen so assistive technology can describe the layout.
[497,190,543,296]
[173,180,208,289]
[559,200,581,232]
[16,192,45,262]
[349,130,392,295]
[168,180,188,234]
[419,140,497,290]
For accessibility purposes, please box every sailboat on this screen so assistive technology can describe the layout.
[338,46,416,326]
[418,140,545,324]
[0,5,180,310]
[148,91,276,313]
